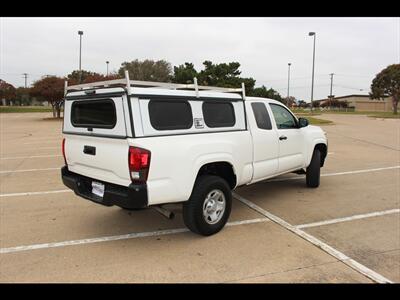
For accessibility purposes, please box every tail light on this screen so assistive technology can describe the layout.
[128,146,151,184]
[62,138,67,165]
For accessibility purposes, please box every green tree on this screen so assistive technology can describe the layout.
[297,100,307,108]
[370,64,400,114]
[15,87,31,106]
[197,61,256,95]
[118,59,172,82]
[66,70,120,85]
[0,79,16,105]
[30,76,65,118]
[248,85,283,102]
[172,63,198,84]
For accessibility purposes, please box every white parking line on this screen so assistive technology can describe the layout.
[0,218,269,254]
[296,209,400,229]
[0,206,398,259]
[0,190,71,198]
[1,165,398,197]
[22,142,60,145]
[266,165,400,183]
[232,192,393,284]
[0,154,62,160]
[0,167,60,174]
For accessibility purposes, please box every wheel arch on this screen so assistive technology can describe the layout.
[314,143,327,167]
[194,161,237,190]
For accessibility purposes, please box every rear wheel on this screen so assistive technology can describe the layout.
[306,148,321,188]
[183,175,232,236]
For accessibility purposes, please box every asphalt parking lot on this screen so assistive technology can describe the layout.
[0,112,399,283]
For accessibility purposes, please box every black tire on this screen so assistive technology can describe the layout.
[183,175,232,236]
[306,149,321,188]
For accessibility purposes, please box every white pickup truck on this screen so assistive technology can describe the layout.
[61,72,328,236]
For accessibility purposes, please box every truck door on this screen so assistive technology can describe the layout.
[247,101,279,182]
[268,103,305,173]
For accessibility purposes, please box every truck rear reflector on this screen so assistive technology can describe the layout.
[128,146,151,183]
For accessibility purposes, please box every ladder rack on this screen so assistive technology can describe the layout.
[65,70,246,100]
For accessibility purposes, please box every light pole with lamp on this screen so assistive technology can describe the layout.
[287,62,291,104]
[309,32,316,112]
[106,61,109,76]
[78,30,83,83]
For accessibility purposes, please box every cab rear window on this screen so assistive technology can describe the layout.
[71,99,116,129]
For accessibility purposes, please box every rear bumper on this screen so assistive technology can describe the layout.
[61,166,148,209]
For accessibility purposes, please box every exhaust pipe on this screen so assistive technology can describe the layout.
[153,205,175,219]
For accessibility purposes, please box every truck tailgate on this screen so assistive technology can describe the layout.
[63,94,132,187]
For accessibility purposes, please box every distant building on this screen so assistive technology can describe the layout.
[314,94,393,112]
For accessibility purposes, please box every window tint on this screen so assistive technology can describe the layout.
[251,102,272,130]
[269,104,298,129]
[71,99,116,128]
[148,100,193,130]
[202,102,235,128]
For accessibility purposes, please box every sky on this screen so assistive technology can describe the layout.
[1,17,399,101]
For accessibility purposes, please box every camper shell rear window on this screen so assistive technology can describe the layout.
[71,99,116,129]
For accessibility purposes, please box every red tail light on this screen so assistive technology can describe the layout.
[62,138,67,165]
[128,146,151,184]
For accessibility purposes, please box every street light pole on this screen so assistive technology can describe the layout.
[78,31,83,83]
[329,73,334,97]
[106,61,109,76]
[287,63,291,100]
[309,32,316,111]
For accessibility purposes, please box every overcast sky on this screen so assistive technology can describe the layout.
[1,17,399,101]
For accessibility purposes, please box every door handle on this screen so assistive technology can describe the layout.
[279,136,287,141]
[83,145,96,155]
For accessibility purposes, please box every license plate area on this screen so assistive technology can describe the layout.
[92,181,105,198]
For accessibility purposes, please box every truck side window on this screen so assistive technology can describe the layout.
[269,104,298,129]
[148,100,193,130]
[202,101,236,128]
[251,102,272,130]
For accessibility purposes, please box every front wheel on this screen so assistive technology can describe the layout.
[183,175,232,236]
[306,149,321,188]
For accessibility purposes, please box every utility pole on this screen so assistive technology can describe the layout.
[106,61,109,76]
[22,73,28,88]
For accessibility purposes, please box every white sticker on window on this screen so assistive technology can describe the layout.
[194,118,204,129]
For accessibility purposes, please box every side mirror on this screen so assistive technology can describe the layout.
[298,117,309,128]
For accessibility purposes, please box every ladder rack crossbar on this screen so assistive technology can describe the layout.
[65,74,246,99]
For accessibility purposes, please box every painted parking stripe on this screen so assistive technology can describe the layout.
[0,190,71,198]
[0,218,269,254]
[232,192,393,284]
[0,205,398,256]
[266,165,400,183]
[0,154,62,160]
[22,141,60,145]
[0,167,60,174]
[296,209,400,229]
[1,165,399,198]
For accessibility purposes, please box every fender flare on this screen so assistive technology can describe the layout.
[306,139,328,167]
[187,153,237,196]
